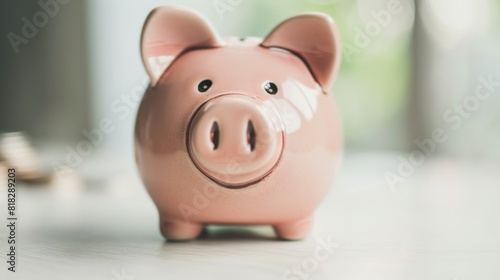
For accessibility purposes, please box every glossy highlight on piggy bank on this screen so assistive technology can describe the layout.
[135,6,342,241]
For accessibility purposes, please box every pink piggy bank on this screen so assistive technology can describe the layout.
[135,6,342,241]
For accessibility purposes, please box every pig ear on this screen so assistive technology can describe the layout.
[261,13,341,91]
[141,6,224,86]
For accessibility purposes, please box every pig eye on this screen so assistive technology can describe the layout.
[263,82,278,95]
[198,79,212,92]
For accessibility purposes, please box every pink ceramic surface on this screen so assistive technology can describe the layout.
[135,6,343,241]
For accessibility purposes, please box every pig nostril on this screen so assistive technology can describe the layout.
[210,121,220,150]
[247,120,256,152]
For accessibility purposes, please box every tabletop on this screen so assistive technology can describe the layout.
[0,152,499,280]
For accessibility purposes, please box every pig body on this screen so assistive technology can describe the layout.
[135,6,342,240]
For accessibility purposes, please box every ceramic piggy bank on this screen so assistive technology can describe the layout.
[135,6,342,241]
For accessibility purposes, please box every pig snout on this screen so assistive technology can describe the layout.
[187,94,284,188]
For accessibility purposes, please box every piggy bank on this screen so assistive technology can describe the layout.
[135,6,342,241]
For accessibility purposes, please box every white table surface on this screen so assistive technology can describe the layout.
[1,152,499,280]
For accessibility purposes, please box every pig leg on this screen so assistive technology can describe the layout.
[160,220,203,241]
[273,217,313,240]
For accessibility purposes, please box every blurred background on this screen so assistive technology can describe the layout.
[1,0,499,183]
[1,1,500,279]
